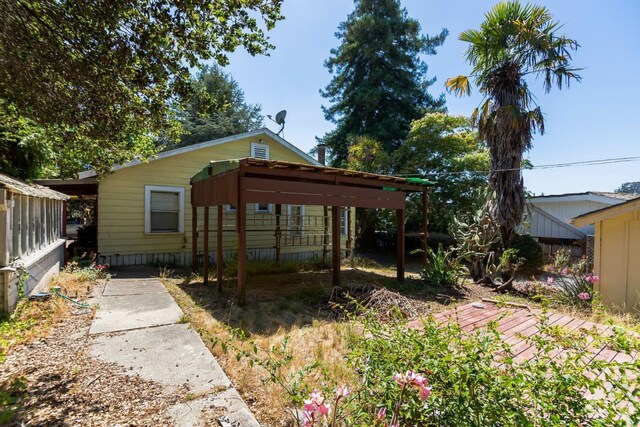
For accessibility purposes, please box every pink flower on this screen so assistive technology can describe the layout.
[546,276,555,285]
[561,267,569,275]
[585,274,599,284]
[334,385,351,400]
[377,407,386,421]
[303,391,330,418]
[393,371,432,400]
[418,384,432,400]
[578,292,591,301]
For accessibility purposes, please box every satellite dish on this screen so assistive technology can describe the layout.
[275,110,286,125]
[266,110,287,137]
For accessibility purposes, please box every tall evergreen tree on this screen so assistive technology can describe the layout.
[320,0,448,166]
[166,66,263,149]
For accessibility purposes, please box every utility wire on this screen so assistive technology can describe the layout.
[403,155,640,176]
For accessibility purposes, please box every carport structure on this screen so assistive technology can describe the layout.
[190,158,431,304]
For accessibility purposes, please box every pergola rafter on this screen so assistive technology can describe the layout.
[190,158,431,305]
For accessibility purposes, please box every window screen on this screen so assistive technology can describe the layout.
[150,191,180,232]
[256,203,271,213]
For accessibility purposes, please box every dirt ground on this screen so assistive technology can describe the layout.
[0,304,190,426]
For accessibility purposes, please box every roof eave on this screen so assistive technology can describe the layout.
[77,128,320,179]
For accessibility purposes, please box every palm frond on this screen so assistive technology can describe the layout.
[445,75,471,97]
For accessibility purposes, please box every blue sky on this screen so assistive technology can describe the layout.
[222,1,640,195]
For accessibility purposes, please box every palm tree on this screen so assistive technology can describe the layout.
[446,1,580,248]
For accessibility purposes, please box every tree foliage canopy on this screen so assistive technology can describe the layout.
[320,0,447,166]
[166,65,263,149]
[0,0,283,177]
[446,1,580,247]
[394,113,489,232]
[615,182,640,195]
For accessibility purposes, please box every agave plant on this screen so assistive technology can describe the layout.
[449,189,501,283]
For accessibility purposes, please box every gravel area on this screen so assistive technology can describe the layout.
[0,305,190,426]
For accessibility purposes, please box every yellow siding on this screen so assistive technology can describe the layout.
[595,210,640,310]
[98,134,353,261]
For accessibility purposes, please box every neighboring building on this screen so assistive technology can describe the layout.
[41,129,354,266]
[523,192,637,243]
[573,197,640,311]
[0,174,68,312]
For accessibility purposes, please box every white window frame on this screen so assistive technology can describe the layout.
[250,142,270,160]
[255,203,273,214]
[144,185,185,234]
[287,205,305,236]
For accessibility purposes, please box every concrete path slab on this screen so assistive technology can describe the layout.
[90,291,183,334]
[89,276,260,426]
[168,389,259,427]
[102,278,168,296]
[91,324,230,393]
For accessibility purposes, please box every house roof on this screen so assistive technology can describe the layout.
[572,196,640,227]
[0,173,69,200]
[525,203,586,239]
[529,191,636,205]
[78,128,320,179]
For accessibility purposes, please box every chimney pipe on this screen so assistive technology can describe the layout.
[317,143,326,165]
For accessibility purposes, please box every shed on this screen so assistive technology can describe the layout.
[190,158,432,304]
[0,173,69,312]
[573,197,640,311]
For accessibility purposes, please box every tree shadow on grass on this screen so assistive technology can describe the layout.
[172,267,471,336]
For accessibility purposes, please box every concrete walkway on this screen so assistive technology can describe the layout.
[89,276,260,427]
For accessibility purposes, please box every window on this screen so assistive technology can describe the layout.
[255,203,272,214]
[226,205,236,212]
[250,142,270,160]
[288,205,304,236]
[144,185,184,233]
[341,208,349,235]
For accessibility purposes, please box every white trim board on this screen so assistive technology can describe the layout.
[529,193,627,205]
[79,128,320,178]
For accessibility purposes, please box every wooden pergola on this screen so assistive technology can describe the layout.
[190,158,431,304]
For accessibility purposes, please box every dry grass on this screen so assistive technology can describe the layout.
[164,268,365,426]
[0,269,99,363]
[161,262,506,426]
[162,261,592,426]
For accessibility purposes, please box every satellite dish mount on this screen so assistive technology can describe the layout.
[267,110,287,137]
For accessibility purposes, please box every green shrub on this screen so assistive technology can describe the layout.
[420,244,462,288]
[508,234,544,274]
[343,313,640,426]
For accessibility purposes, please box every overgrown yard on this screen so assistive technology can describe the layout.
[163,261,639,427]
[0,265,183,426]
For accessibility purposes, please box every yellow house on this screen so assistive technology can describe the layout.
[70,128,354,266]
[573,197,640,311]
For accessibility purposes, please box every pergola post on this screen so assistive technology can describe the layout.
[422,191,429,267]
[216,205,223,292]
[275,204,282,267]
[397,208,405,282]
[237,191,247,305]
[322,206,328,265]
[346,208,352,258]
[203,206,209,285]
[332,205,340,286]
[192,206,198,273]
